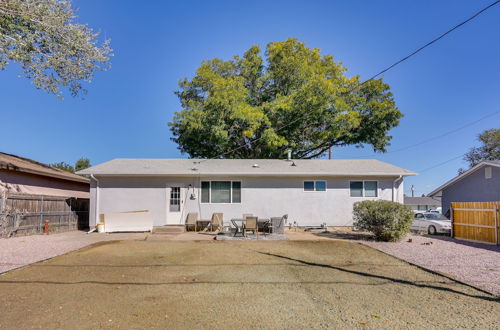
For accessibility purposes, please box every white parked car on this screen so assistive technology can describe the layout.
[411,212,451,235]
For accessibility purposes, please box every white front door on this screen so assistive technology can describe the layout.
[166,185,185,224]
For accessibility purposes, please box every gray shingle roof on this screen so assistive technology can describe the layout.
[404,196,441,206]
[78,158,416,177]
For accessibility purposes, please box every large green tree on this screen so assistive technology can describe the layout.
[169,38,402,159]
[51,157,91,173]
[0,0,111,96]
[75,157,91,172]
[459,128,500,173]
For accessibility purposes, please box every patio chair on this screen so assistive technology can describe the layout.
[185,212,199,232]
[243,213,253,220]
[265,214,288,234]
[243,216,258,238]
[204,213,224,232]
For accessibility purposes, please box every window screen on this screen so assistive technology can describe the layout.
[364,181,378,197]
[350,181,363,197]
[201,181,210,203]
[232,181,241,203]
[210,181,231,203]
[304,181,315,191]
[315,181,326,191]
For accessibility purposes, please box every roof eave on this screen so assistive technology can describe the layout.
[428,161,500,197]
[2,165,90,184]
[79,172,416,177]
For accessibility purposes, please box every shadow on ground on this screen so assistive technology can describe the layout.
[311,230,374,241]
[257,251,499,303]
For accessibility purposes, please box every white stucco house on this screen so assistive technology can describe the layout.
[78,159,416,230]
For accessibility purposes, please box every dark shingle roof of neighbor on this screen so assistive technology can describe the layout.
[0,152,89,184]
[404,196,441,205]
[77,158,416,177]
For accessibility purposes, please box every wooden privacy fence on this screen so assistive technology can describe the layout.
[451,201,500,245]
[0,193,89,238]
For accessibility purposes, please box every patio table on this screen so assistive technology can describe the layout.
[231,218,270,237]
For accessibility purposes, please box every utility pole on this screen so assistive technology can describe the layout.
[411,185,416,197]
[328,147,332,160]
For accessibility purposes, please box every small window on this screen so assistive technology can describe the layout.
[350,181,363,197]
[304,181,326,192]
[364,181,378,197]
[304,181,315,191]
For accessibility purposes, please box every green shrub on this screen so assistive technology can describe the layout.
[353,200,413,242]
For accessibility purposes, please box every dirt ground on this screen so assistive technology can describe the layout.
[0,240,498,329]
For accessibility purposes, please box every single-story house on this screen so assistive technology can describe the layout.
[78,158,415,230]
[0,152,89,198]
[404,196,441,212]
[428,160,500,216]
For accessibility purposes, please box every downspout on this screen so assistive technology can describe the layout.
[90,174,99,227]
[392,175,402,202]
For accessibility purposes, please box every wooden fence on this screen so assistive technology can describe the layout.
[0,193,89,237]
[451,201,500,245]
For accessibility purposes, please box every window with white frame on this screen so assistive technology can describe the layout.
[350,181,378,197]
[304,180,327,192]
[201,181,241,203]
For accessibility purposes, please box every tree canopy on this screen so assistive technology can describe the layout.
[52,157,91,173]
[0,0,111,96]
[169,38,402,159]
[51,161,74,173]
[75,157,91,172]
[459,128,500,173]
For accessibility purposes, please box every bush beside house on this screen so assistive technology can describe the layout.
[353,200,413,242]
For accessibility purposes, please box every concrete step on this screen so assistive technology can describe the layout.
[152,225,185,234]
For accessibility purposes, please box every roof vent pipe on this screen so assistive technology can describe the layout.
[287,149,292,161]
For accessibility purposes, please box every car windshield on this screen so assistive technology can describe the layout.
[424,214,448,220]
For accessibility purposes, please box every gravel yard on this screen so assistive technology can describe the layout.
[362,234,500,296]
[0,240,498,329]
[0,231,148,274]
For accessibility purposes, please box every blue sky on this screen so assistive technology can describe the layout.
[1,0,499,195]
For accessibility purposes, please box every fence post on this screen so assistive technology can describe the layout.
[39,196,44,234]
[0,191,4,215]
[69,198,72,231]
[450,205,454,239]
[495,204,499,246]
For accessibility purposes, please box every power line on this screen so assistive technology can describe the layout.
[198,0,500,163]
[364,0,500,81]
[347,109,500,158]
[417,154,464,173]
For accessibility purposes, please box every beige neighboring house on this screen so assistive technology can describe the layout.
[0,152,89,198]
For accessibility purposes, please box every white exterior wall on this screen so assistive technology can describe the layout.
[89,175,405,228]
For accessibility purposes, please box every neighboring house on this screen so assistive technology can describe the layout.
[404,196,441,212]
[428,160,500,216]
[0,152,89,198]
[78,159,415,229]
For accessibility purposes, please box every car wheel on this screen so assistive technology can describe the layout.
[428,225,437,235]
